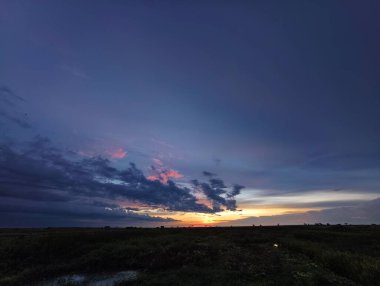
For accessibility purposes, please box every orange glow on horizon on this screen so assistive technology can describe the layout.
[129,205,322,227]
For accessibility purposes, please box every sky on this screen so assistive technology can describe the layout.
[1,0,380,227]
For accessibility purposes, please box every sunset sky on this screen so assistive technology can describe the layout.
[1,0,380,227]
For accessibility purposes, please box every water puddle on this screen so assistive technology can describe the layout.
[38,270,138,286]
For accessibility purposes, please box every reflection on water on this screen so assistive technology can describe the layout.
[38,270,138,286]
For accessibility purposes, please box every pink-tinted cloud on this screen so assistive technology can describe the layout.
[147,169,183,183]
[165,169,183,179]
[153,158,164,166]
[110,148,127,159]
[147,175,158,181]
[78,146,128,159]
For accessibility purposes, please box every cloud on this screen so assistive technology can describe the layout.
[227,184,245,198]
[192,172,245,212]
[221,198,380,226]
[0,86,30,129]
[0,85,245,226]
[0,86,25,102]
[202,171,216,177]
[153,158,164,166]
[148,159,184,183]
[0,198,176,227]
[148,169,183,183]
[0,136,244,226]
[0,110,31,129]
[110,148,127,159]
[302,151,380,171]
[78,147,128,159]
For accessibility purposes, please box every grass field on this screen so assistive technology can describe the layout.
[1,225,380,286]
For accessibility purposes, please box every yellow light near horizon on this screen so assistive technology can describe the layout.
[121,189,380,227]
[123,198,324,226]
[158,205,320,226]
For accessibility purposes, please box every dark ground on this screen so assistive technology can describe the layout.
[1,225,380,286]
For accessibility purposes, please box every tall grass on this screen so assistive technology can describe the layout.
[283,238,380,285]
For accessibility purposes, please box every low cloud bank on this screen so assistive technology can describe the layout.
[221,198,380,226]
[0,136,243,227]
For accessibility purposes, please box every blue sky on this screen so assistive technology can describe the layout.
[1,0,380,226]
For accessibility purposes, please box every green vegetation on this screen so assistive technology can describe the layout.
[0,225,379,285]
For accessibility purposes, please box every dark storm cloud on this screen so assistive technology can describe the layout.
[202,171,216,177]
[0,197,176,228]
[0,184,71,202]
[0,136,243,226]
[227,184,245,198]
[0,201,174,222]
[0,85,245,226]
[192,173,244,212]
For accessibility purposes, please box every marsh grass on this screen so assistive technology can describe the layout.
[0,226,379,285]
[282,238,380,285]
